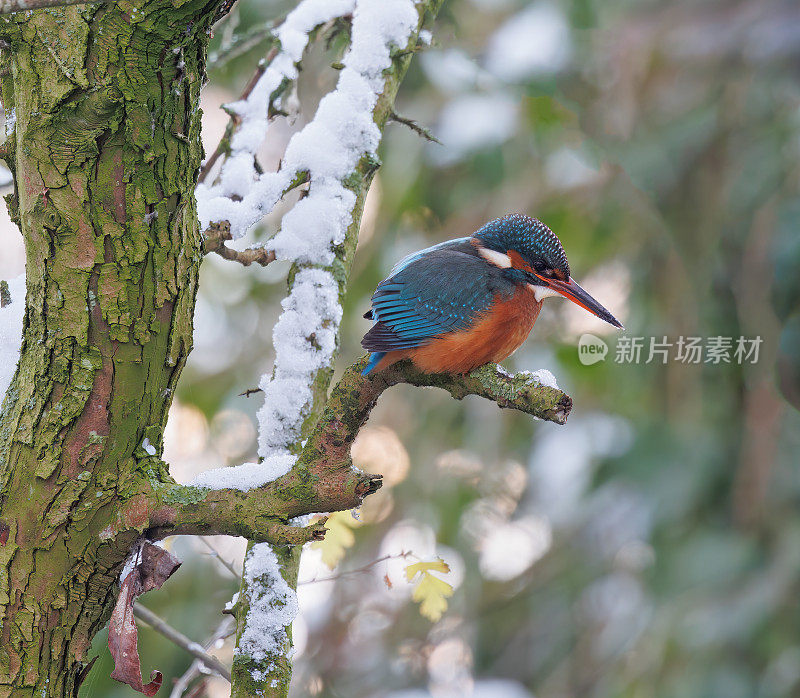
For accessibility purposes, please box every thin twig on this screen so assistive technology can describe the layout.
[133,604,232,682]
[201,221,276,266]
[299,551,413,585]
[198,48,277,184]
[170,617,236,698]
[183,682,207,698]
[0,0,100,13]
[389,111,441,144]
[212,244,276,267]
[238,387,263,397]
[208,20,279,71]
[198,537,241,579]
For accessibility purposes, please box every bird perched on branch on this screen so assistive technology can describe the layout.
[361,214,623,375]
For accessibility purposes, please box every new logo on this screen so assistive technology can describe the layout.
[578,333,608,365]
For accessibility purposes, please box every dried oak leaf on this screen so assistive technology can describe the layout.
[405,558,454,623]
[108,542,181,696]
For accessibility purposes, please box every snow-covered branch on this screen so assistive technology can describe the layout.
[0,0,99,14]
[189,0,443,693]
[0,275,24,402]
[139,358,570,546]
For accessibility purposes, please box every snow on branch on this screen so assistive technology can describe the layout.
[0,275,24,402]
[190,3,427,691]
[292,358,572,501]
[147,358,571,543]
[235,544,297,682]
[0,0,99,13]
[194,0,421,488]
[195,0,357,239]
[256,267,342,457]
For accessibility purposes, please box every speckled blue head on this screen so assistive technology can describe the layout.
[473,214,570,279]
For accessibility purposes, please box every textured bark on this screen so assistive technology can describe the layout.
[0,1,219,694]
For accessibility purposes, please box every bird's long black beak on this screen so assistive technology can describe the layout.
[542,275,624,329]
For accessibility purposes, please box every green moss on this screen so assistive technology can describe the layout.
[161,484,211,507]
[0,0,221,693]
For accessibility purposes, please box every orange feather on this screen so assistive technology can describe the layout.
[374,285,542,374]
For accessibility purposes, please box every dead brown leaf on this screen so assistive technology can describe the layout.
[108,542,181,696]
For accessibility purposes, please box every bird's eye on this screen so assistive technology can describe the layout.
[532,260,547,273]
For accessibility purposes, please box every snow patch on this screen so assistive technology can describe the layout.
[529,368,560,390]
[0,275,25,403]
[190,455,296,490]
[237,543,299,665]
[258,268,342,457]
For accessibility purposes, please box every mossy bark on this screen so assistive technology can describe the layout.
[0,1,220,694]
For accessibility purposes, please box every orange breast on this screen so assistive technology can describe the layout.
[376,285,542,374]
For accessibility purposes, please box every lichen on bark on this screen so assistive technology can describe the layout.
[0,1,222,694]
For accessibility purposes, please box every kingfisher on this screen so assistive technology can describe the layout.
[361,214,623,375]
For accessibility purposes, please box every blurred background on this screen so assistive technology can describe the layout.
[3,0,800,695]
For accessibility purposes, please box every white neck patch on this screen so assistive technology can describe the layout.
[529,283,562,302]
[478,247,512,269]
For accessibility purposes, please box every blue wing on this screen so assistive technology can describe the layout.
[388,236,471,276]
[362,240,513,354]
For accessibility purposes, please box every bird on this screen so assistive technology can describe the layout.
[361,214,623,376]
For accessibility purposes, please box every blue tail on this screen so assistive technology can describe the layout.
[362,352,386,376]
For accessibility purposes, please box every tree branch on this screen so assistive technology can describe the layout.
[0,0,100,13]
[199,536,241,578]
[141,357,571,543]
[197,56,272,185]
[202,222,277,266]
[376,358,572,422]
[389,110,441,144]
[299,551,412,585]
[146,493,329,546]
[169,617,236,698]
[208,19,279,71]
[132,604,232,682]
[285,357,571,511]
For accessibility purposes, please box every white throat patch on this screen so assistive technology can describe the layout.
[477,247,512,269]
[529,283,562,302]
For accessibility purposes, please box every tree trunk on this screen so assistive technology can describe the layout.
[0,1,218,694]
